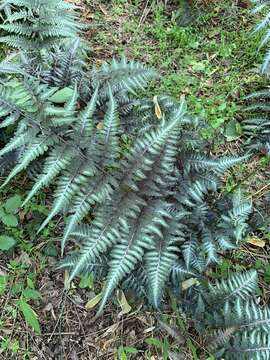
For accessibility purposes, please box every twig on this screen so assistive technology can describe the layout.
[139,0,150,27]
[253,182,270,198]
[47,290,67,343]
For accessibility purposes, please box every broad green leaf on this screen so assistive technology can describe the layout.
[0,235,16,250]
[0,207,5,217]
[11,282,24,295]
[23,288,42,300]
[4,195,22,213]
[123,346,138,354]
[225,119,242,142]
[1,213,18,227]
[27,277,35,289]
[79,274,94,289]
[49,87,73,103]
[0,276,7,294]
[18,299,41,334]
[145,337,163,348]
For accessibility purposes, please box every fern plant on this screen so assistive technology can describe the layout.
[57,101,251,315]
[0,0,83,51]
[187,270,270,359]
[251,0,270,74]
[0,68,251,314]
[243,90,270,155]
[0,0,253,315]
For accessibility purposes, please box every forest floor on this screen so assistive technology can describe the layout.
[1,0,270,359]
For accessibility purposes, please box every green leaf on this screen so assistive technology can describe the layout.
[18,299,41,334]
[1,213,18,227]
[145,337,163,348]
[187,338,199,360]
[0,207,5,217]
[123,346,138,355]
[4,195,22,213]
[190,60,206,72]
[27,277,35,289]
[0,276,7,294]
[22,289,42,300]
[49,87,73,103]
[44,242,58,257]
[79,274,94,289]
[0,235,16,250]
[117,347,128,360]
[225,119,242,142]
[11,282,24,295]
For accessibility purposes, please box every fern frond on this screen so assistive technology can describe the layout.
[91,57,158,96]
[0,0,82,52]
[145,220,180,308]
[21,147,74,206]
[206,270,258,303]
[1,134,53,188]
[38,159,95,233]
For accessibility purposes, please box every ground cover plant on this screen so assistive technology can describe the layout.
[0,1,270,359]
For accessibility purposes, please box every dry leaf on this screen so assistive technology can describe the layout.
[143,326,156,333]
[96,122,103,130]
[246,238,266,248]
[117,289,131,316]
[101,323,119,338]
[64,270,70,290]
[153,95,162,120]
[158,319,185,345]
[181,277,199,291]
[169,351,186,360]
[85,293,102,310]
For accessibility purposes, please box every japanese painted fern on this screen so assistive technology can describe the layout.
[252,0,270,73]
[0,0,253,316]
[0,0,82,51]
[243,89,270,155]
[189,270,270,359]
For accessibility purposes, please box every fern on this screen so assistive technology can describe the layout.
[0,0,82,52]
[252,0,270,73]
[187,270,270,359]
[243,89,270,154]
[57,99,251,314]
[0,0,253,315]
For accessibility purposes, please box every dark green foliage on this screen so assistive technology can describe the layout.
[188,270,270,359]
[0,0,82,51]
[0,0,253,315]
[252,0,270,73]
[245,2,270,155]
[0,58,251,313]
[58,101,250,315]
[243,90,270,155]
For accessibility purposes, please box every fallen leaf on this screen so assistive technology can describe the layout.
[117,289,131,316]
[153,95,162,120]
[246,238,266,248]
[64,270,70,290]
[158,319,185,345]
[101,323,119,338]
[85,293,102,310]
[96,122,103,129]
[143,326,156,334]
[182,277,199,291]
